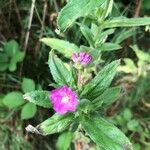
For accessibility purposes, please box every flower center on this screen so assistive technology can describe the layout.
[61,95,70,103]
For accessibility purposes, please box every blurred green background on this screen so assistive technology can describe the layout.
[0,0,150,149]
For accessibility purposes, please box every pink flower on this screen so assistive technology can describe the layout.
[71,52,92,65]
[50,85,78,115]
[71,53,78,63]
[79,52,92,65]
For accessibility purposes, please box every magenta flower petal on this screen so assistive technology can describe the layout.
[79,52,92,65]
[71,52,92,65]
[71,53,78,62]
[50,85,78,115]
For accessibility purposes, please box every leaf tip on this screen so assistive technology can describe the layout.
[25,124,41,135]
[40,38,46,43]
[23,93,30,101]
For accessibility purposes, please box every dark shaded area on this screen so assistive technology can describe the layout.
[0,0,150,150]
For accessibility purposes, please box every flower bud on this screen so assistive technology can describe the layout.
[71,52,92,66]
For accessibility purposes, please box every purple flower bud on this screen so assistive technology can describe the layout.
[71,52,92,65]
[79,52,92,65]
[71,53,78,62]
[50,85,78,115]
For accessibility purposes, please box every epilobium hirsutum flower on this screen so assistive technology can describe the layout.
[50,85,78,115]
[71,52,92,65]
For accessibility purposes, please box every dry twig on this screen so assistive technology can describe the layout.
[19,0,36,78]
[13,0,22,28]
[53,0,59,13]
[134,0,142,17]
[24,0,36,50]
[35,0,48,54]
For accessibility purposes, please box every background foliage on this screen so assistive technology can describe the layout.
[0,0,150,150]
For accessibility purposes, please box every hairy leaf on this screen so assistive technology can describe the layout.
[114,29,135,44]
[95,28,115,45]
[36,113,74,135]
[99,43,122,51]
[57,0,105,31]
[80,113,133,150]
[92,87,121,109]
[41,38,79,58]
[103,17,150,28]
[81,60,120,99]
[102,0,114,19]
[80,25,94,47]
[23,90,52,108]
[48,51,71,85]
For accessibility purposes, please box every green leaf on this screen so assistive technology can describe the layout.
[22,78,35,93]
[0,95,5,107]
[56,131,73,150]
[70,64,78,88]
[8,51,25,72]
[80,113,133,150]
[21,103,37,120]
[133,143,141,150]
[23,90,52,108]
[0,63,8,71]
[123,108,133,121]
[36,113,74,135]
[77,99,92,113]
[81,60,120,99]
[130,45,150,62]
[99,43,121,51]
[48,51,71,86]
[103,17,150,28]
[114,29,135,44]
[4,40,19,57]
[102,0,113,19]
[95,28,115,45]
[80,25,94,47]
[41,38,79,58]
[8,62,17,72]
[115,115,126,126]
[118,58,137,74]
[124,58,137,73]
[57,0,105,31]
[3,92,25,108]
[0,53,9,63]
[91,23,99,38]
[127,119,139,131]
[12,51,25,62]
[92,86,121,109]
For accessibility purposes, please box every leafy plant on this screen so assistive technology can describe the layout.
[2,77,37,120]
[118,45,150,78]
[115,45,150,150]
[0,40,25,72]
[22,0,150,149]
